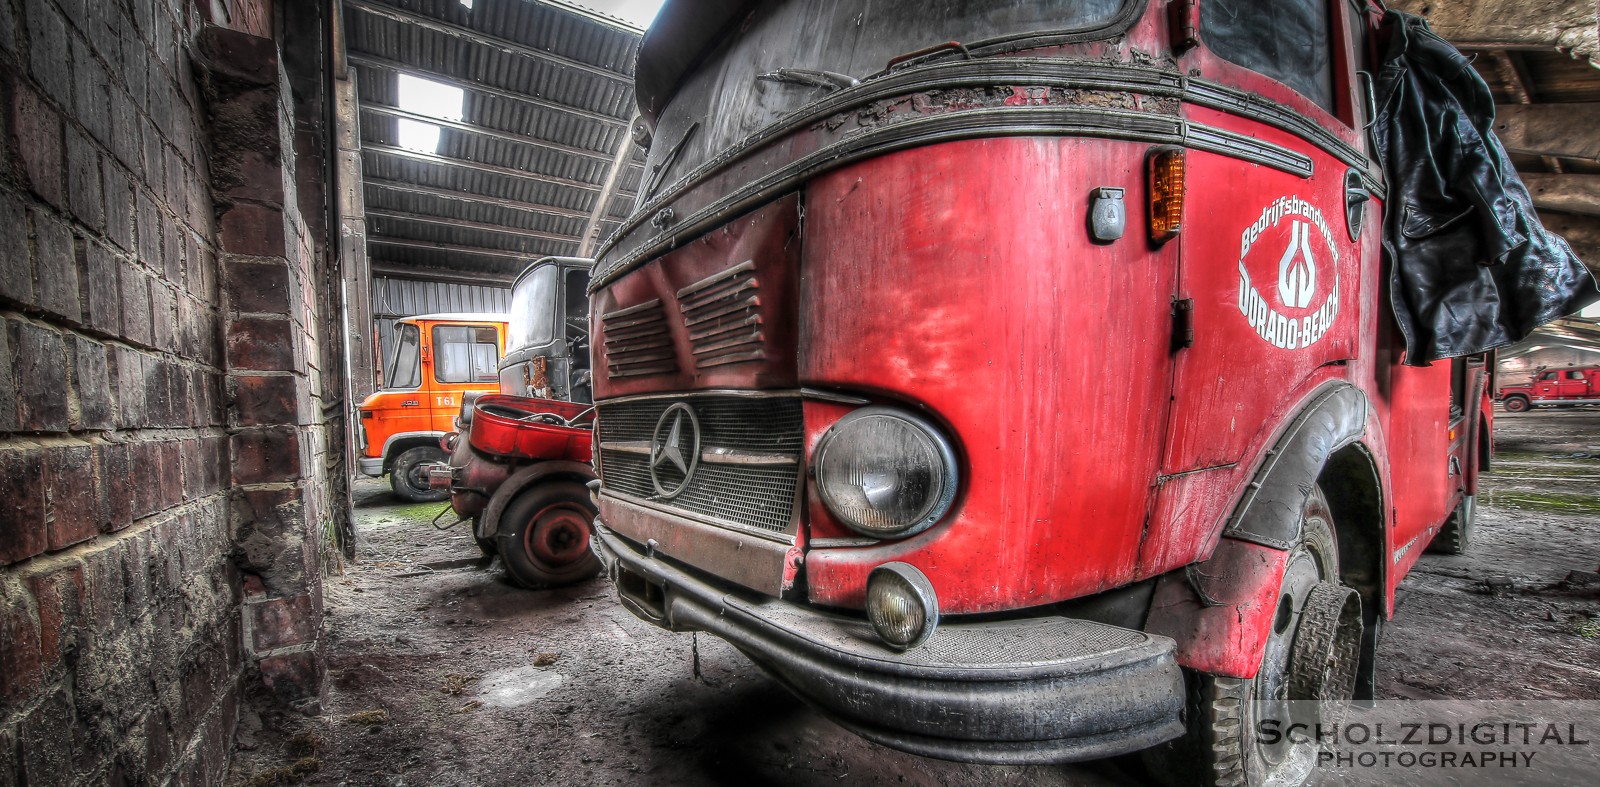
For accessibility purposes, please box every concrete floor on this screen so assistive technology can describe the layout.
[228,409,1600,786]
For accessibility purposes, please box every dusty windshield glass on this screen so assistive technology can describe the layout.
[433,326,500,384]
[386,324,421,390]
[508,264,559,353]
[640,0,1136,203]
[1201,0,1334,112]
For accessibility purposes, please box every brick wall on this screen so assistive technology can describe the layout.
[0,0,333,783]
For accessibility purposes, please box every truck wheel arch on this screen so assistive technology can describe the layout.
[1146,382,1382,689]
[476,460,597,540]
[380,432,448,472]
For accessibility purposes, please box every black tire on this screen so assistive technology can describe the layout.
[1145,486,1358,787]
[1502,395,1530,413]
[495,481,601,589]
[390,446,448,502]
[1427,495,1474,555]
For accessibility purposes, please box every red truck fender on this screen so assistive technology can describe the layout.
[475,459,598,541]
[1145,383,1375,679]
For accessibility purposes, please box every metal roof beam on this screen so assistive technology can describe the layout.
[344,0,632,84]
[369,237,574,260]
[358,102,613,162]
[370,262,516,286]
[347,54,626,128]
[364,178,590,220]
[367,208,582,244]
[362,143,601,191]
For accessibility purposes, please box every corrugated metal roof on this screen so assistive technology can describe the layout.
[344,0,643,279]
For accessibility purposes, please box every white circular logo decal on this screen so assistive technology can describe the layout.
[1237,196,1341,350]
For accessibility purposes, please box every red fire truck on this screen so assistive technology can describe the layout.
[588,2,1491,783]
[1498,366,1600,411]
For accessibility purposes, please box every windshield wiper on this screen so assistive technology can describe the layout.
[756,68,860,93]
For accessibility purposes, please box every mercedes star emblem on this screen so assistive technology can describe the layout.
[649,402,701,499]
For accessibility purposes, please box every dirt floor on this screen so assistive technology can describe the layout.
[229,409,1600,787]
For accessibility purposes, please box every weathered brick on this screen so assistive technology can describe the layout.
[65,125,105,231]
[10,81,64,212]
[0,585,43,705]
[158,440,182,510]
[0,448,46,563]
[149,280,176,352]
[161,203,183,284]
[82,543,124,634]
[0,191,32,307]
[24,561,85,669]
[142,356,170,427]
[20,687,74,786]
[247,593,317,653]
[231,426,301,484]
[225,316,294,371]
[114,347,146,429]
[203,435,227,493]
[135,189,161,268]
[70,335,115,430]
[98,441,132,531]
[72,37,111,147]
[24,0,71,108]
[0,320,14,433]
[0,726,16,787]
[119,264,152,346]
[258,649,323,705]
[218,202,286,257]
[224,257,292,315]
[229,374,300,427]
[103,162,136,252]
[106,88,140,178]
[31,210,82,323]
[79,241,122,335]
[45,444,99,550]
[130,441,161,521]
[10,320,70,431]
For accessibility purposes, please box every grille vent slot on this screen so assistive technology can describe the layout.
[602,299,676,378]
[678,261,766,369]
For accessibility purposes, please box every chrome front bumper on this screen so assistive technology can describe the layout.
[593,523,1185,764]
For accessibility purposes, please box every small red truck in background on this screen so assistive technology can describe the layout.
[1498,366,1600,412]
[430,258,601,588]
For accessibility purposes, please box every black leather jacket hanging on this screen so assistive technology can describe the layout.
[1371,11,1599,365]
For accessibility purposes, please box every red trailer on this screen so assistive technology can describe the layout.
[586,2,1501,784]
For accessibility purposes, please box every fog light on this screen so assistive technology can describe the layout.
[866,562,939,651]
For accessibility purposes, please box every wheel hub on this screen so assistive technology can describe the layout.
[525,503,593,565]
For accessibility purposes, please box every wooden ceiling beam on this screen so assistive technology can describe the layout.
[1523,174,1600,216]
[1493,103,1600,160]
[1389,0,1599,64]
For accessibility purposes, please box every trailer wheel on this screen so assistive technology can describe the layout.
[1427,495,1474,555]
[1145,486,1360,787]
[390,446,448,503]
[1502,395,1530,413]
[496,481,601,589]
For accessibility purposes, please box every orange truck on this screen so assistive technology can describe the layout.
[357,313,508,500]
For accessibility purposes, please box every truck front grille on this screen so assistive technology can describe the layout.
[596,394,803,534]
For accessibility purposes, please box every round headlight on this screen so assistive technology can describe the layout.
[813,407,957,538]
[866,562,940,650]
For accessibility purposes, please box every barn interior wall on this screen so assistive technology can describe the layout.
[0,0,341,782]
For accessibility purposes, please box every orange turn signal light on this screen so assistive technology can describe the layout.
[1148,147,1186,243]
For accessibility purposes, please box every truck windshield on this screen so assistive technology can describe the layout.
[433,325,500,383]
[1201,0,1334,112]
[508,264,559,354]
[387,323,421,390]
[640,0,1134,199]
